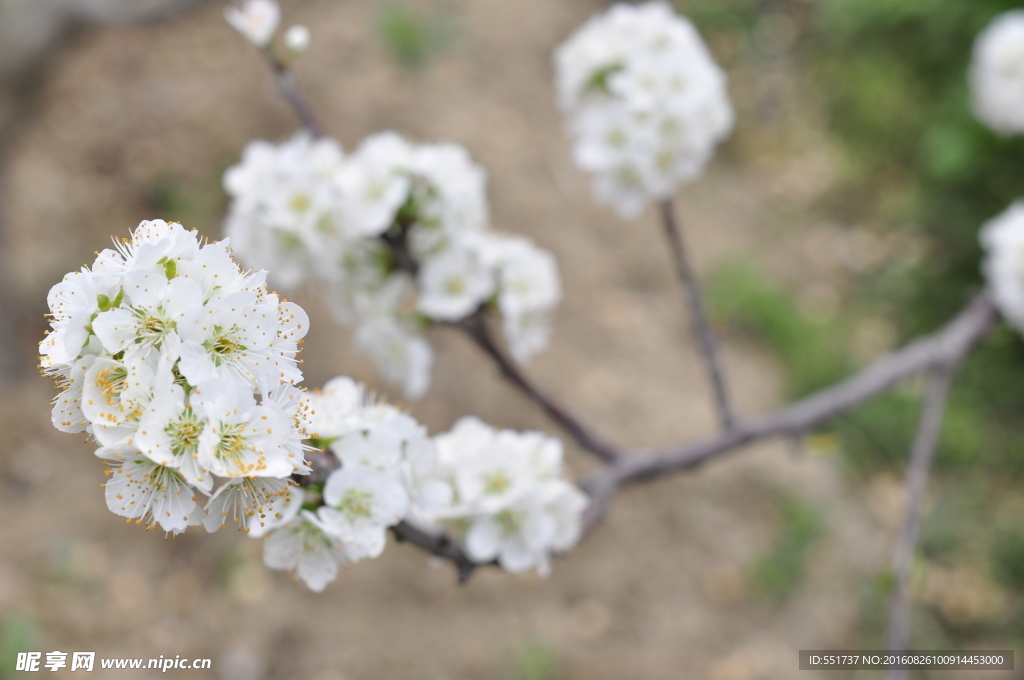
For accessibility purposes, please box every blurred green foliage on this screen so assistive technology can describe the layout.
[145,165,231,240]
[992,526,1024,592]
[503,638,559,680]
[0,613,37,680]
[375,4,461,73]
[698,0,1024,647]
[747,493,825,601]
[807,0,1024,489]
[812,0,1024,331]
[708,261,850,396]
[693,0,1024,479]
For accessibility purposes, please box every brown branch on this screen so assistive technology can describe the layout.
[455,309,622,463]
[266,57,325,137]
[659,199,737,431]
[391,522,483,585]
[579,292,996,533]
[887,363,958,676]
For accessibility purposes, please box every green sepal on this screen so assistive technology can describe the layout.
[306,437,339,450]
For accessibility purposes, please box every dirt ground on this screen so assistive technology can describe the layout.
[0,1,973,678]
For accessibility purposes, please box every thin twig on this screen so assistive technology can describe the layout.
[579,293,996,534]
[224,0,325,136]
[456,309,622,463]
[886,363,958,679]
[659,199,737,431]
[262,52,325,137]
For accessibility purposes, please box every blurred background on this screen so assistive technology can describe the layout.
[1,0,1024,678]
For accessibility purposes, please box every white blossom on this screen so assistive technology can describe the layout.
[202,476,300,534]
[49,355,96,434]
[40,271,114,370]
[421,416,588,576]
[318,466,409,560]
[337,132,413,238]
[354,317,434,400]
[981,201,1024,330]
[464,481,588,576]
[554,1,734,217]
[81,354,166,448]
[224,0,280,48]
[192,379,298,479]
[416,242,496,321]
[970,10,1024,135]
[100,448,204,534]
[263,511,349,592]
[134,384,214,493]
[224,133,347,289]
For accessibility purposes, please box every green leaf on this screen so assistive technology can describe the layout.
[164,259,177,280]
[96,294,112,312]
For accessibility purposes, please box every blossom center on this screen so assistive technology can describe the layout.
[483,471,511,496]
[337,488,374,519]
[166,407,204,457]
[96,365,128,407]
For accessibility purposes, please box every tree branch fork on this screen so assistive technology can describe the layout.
[255,46,1002,586]
[398,291,998,579]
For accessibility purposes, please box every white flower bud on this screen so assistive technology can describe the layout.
[284,24,311,53]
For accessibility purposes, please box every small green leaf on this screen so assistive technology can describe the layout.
[164,259,177,280]
[586,63,624,94]
[96,294,112,312]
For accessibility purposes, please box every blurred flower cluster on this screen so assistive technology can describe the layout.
[260,377,587,591]
[41,220,311,534]
[970,9,1024,135]
[973,10,1024,329]
[981,202,1024,330]
[553,1,734,218]
[224,131,561,399]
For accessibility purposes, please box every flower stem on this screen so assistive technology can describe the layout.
[659,198,737,431]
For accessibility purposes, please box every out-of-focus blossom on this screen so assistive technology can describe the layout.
[224,0,281,48]
[553,1,734,217]
[970,10,1024,135]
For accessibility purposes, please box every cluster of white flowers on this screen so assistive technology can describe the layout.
[41,220,311,535]
[981,201,1024,330]
[553,1,734,218]
[258,378,587,590]
[223,131,562,399]
[426,416,589,577]
[970,10,1024,135]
